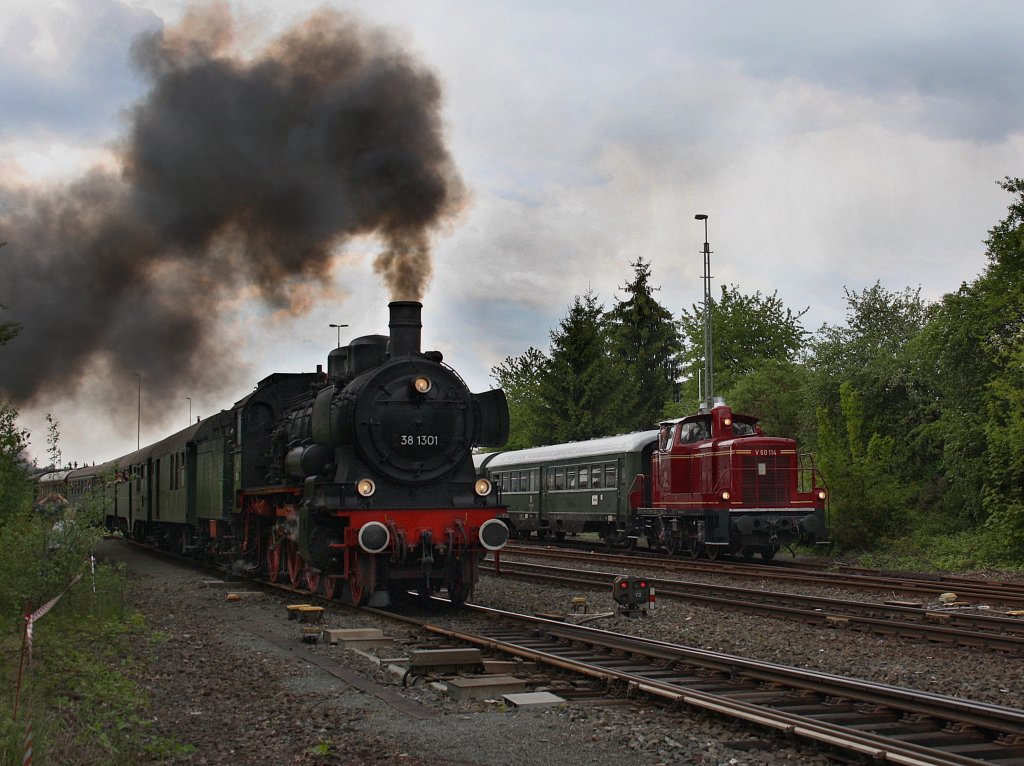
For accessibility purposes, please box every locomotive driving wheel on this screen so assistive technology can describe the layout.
[322,575,339,600]
[662,533,679,556]
[266,539,282,583]
[345,553,375,606]
[447,556,474,605]
[286,541,303,588]
[306,568,321,593]
[679,536,702,558]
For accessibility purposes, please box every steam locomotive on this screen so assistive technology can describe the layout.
[51,302,511,604]
[477,399,828,560]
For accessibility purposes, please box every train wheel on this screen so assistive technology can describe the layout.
[323,575,338,600]
[705,545,720,561]
[760,546,778,561]
[286,542,303,588]
[741,547,756,561]
[266,542,282,583]
[681,539,702,558]
[664,535,679,556]
[347,554,375,606]
[306,568,321,593]
[447,557,474,605]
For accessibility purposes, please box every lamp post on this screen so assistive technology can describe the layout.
[695,214,714,410]
[134,373,142,449]
[329,323,349,348]
[186,397,192,425]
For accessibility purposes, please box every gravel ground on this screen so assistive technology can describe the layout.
[105,539,1024,766]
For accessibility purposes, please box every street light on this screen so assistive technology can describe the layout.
[134,373,142,449]
[694,214,714,410]
[329,323,349,348]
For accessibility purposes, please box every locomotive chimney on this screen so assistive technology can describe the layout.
[388,301,422,357]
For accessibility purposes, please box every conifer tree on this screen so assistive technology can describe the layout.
[607,257,681,430]
[538,290,633,442]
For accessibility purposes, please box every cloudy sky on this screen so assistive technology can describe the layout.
[2,0,1023,466]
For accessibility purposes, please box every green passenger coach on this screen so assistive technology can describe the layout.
[475,431,660,543]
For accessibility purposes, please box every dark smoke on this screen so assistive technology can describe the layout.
[0,4,463,416]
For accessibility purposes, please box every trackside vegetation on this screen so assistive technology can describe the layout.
[492,177,1024,569]
[0,312,191,764]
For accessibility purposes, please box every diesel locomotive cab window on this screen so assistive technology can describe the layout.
[681,418,711,443]
[732,421,756,436]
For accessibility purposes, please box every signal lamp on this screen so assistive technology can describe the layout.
[474,478,492,496]
[357,478,376,497]
[413,376,432,394]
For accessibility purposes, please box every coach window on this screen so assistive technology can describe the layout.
[554,467,565,490]
[546,470,555,490]
[511,472,520,492]
[605,463,618,488]
[578,466,589,489]
[591,465,602,489]
[520,471,532,491]
[531,469,539,491]
[567,466,577,490]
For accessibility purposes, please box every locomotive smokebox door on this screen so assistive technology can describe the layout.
[612,575,650,615]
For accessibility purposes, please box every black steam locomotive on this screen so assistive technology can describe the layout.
[50,302,510,605]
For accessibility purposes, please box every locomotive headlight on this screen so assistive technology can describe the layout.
[474,478,493,496]
[721,490,731,501]
[723,417,732,427]
[413,376,432,394]
[356,478,376,497]
[817,489,827,500]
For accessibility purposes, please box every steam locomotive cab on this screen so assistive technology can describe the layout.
[648,400,828,559]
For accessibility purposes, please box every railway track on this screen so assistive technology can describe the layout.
[500,543,1024,606]
[122,540,1024,764]
[485,559,1024,654]
[377,601,1024,765]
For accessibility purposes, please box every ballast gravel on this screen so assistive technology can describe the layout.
[107,539,1024,766]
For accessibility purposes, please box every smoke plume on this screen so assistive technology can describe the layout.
[0,4,463,415]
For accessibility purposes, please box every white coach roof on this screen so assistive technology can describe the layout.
[477,430,660,469]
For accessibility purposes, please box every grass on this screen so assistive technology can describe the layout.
[0,547,193,765]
